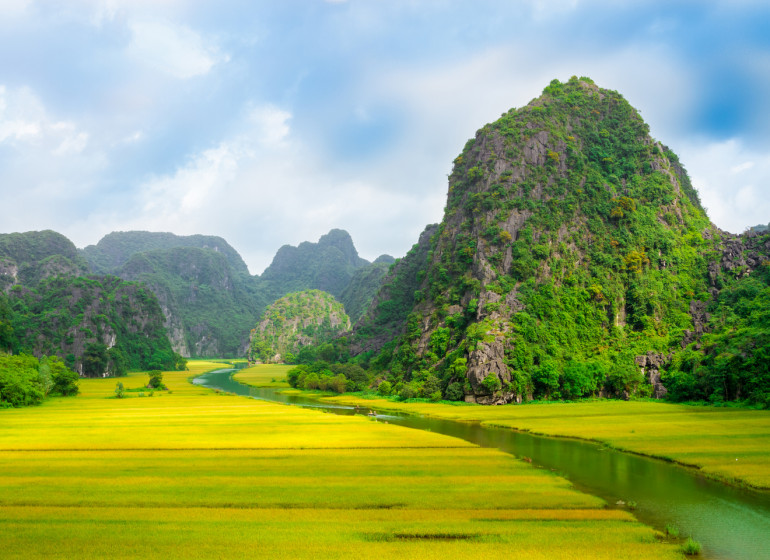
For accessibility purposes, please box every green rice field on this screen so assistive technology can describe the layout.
[233,363,292,388]
[0,362,682,559]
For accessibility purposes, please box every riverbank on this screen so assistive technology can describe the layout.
[0,364,681,559]
[309,392,770,491]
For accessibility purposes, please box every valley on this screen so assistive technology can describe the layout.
[2,77,770,559]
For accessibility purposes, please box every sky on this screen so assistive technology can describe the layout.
[1,1,769,275]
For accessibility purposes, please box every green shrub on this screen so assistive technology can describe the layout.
[445,381,465,401]
[480,373,502,394]
[664,525,679,539]
[148,370,164,389]
[377,381,392,396]
[681,537,701,556]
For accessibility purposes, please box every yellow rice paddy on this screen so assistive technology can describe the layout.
[0,362,682,559]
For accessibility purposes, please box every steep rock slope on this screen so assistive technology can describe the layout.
[83,231,265,357]
[249,290,350,363]
[349,77,769,405]
[82,229,384,358]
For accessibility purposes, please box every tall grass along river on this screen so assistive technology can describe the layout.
[197,367,770,560]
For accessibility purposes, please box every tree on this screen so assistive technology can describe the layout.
[47,356,79,396]
[170,352,188,371]
[0,354,45,407]
[377,380,392,396]
[480,373,502,395]
[114,382,125,398]
[82,342,109,377]
[148,370,164,389]
[445,381,465,401]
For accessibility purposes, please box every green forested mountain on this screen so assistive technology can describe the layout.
[346,77,770,406]
[83,231,262,357]
[249,290,350,363]
[259,229,370,300]
[81,231,250,276]
[1,230,180,376]
[78,229,383,358]
[0,230,89,288]
[118,247,266,357]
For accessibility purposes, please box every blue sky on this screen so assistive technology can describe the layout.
[1,0,769,274]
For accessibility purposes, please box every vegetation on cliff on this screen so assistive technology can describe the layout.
[1,231,183,376]
[338,255,395,323]
[2,275,182,376]
[249,290,350,363]
[118,246,266,357]
[336,77,769,407]
[0,230,88,289]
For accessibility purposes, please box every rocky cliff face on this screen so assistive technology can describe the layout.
[1,231,179,376]
[348,77,770,404]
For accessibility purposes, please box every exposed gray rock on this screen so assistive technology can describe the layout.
[635,351,670,399]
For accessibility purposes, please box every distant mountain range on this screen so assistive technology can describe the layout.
[0,227,394,368]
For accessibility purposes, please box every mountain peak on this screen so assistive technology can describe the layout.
[348,77,743,405]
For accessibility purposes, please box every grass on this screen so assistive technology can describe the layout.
[320,394,770,490]
[681,537,702,556]
[233,363,292,388]
[0,361,682,559]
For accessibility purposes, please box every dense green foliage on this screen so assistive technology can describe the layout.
[2,275,181,376]
[0,230,88,289]
[250,290,350,363]
[119,246,267,357]
[664,261,770,406]
[0,353,78,408]
[348,225,438,362]
[339,256,395,323]
[286,361,372,393]
[339,77,769,406]
[81,231,250,276]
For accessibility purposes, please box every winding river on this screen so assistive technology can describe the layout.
[194,368,770,560]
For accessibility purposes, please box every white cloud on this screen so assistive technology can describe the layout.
[127,20,227,79]
[78,99,443,273]
[248,105,292,147]
[679,138,770,232]
[0,0,31,19]
[731,161,755,174]
[0,85,89,155]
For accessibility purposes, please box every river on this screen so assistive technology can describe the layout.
[194,368,770,560]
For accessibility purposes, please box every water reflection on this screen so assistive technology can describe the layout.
[195,369,770,560]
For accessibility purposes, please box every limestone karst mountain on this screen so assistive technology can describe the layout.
[346,77,770,405]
